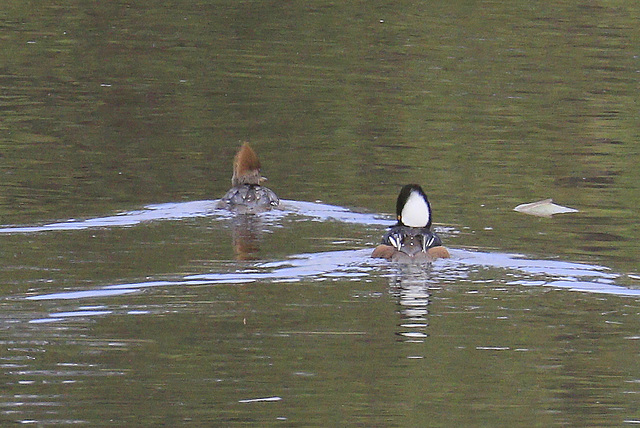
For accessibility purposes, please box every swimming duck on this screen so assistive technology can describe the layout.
[372,184,450,262]
[218,142,279,213]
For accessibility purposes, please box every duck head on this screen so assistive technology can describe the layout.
[231,142,267,186]
[396,184,432,228]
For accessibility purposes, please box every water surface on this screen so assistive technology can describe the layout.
[2,1,640,426]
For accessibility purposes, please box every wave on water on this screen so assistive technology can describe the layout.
[2,199,637,309]
[24,247,640,307]
[0,199,393,234]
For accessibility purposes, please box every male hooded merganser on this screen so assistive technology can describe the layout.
[218,142,279,213]
[372,184,450,262]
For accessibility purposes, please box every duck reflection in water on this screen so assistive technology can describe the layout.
[372,184,450,263]
[229,214,265,260]
[390,264,437,342]
[218,142,280,260]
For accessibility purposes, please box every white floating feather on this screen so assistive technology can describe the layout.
[514,199,578,217]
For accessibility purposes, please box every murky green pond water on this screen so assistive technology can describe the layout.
[2,1,640,426]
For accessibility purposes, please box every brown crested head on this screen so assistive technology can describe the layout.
[232,142,263,186]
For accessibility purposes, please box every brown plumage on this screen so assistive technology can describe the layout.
[372,244,450,262]
[371,244,397,260]
[232,142,263,186]
[218,142,279,213]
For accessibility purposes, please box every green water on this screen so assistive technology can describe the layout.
[1,1,640,426]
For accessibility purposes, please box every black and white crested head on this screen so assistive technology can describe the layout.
[396,184,432,228]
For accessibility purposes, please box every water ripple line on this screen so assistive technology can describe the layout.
[0,200,392,234]
[22,248,640,304]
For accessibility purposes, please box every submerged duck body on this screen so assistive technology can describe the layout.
[372,184,449,262]
[218,143,279,213]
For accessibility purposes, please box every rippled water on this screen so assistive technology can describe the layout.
[2,1,640,426]
[1,201,639,425]
[1,200,636,299]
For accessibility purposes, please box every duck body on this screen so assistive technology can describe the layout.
[372,184,449,262]
[219,184,279,214]
[217,142,279,213]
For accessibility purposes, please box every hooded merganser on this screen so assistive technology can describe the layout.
[218,142,279,213]
[372,184,450,262]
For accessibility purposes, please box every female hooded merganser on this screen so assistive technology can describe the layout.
[218,142,279,213]
[372,184,450,262]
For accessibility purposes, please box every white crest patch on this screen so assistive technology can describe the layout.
[401,190,429,228]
